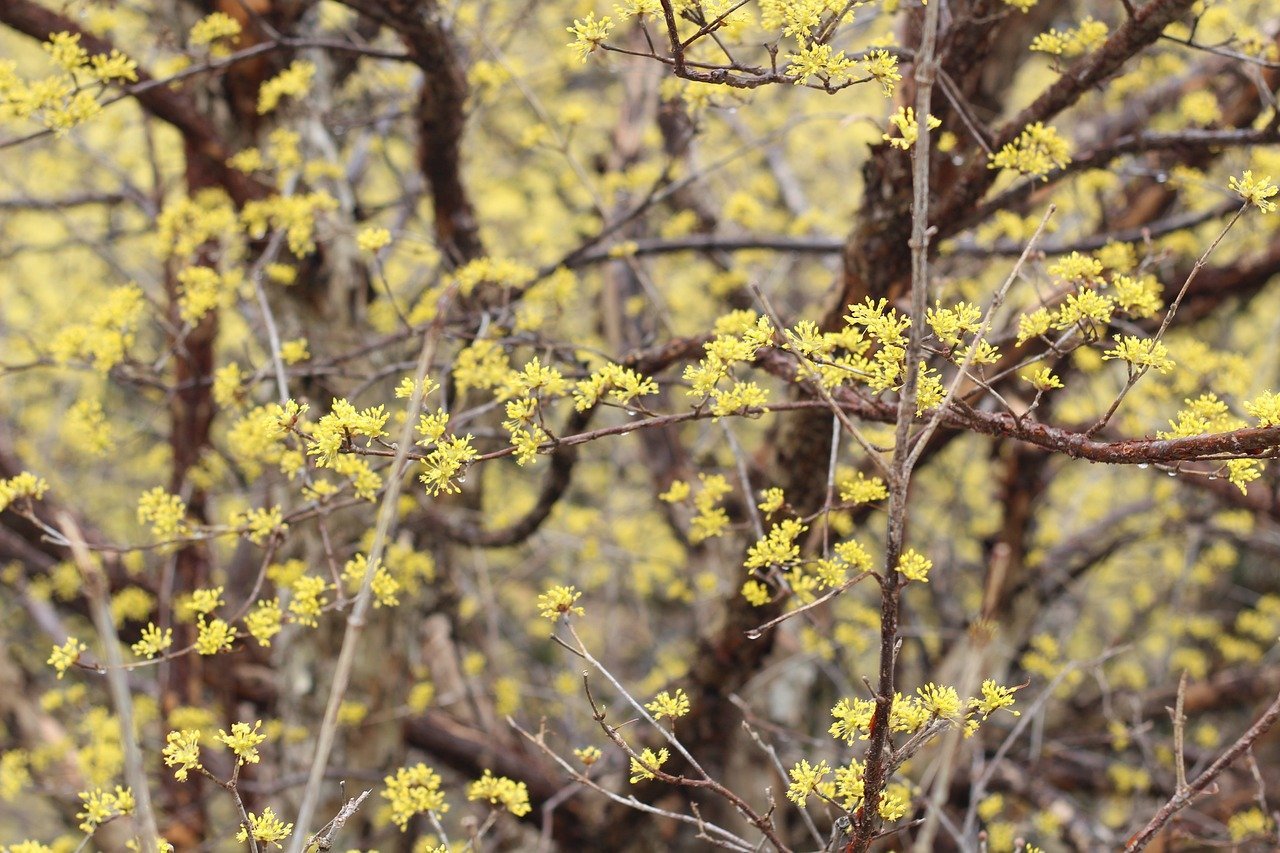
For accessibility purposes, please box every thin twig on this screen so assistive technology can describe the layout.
[60,514,160,852]
[1126,687,1280,851]
[906,204,1056,471]
[286,287,456,851]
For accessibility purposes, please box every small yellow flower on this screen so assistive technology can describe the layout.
[916,682,962,718]
[537,584,584,620]
[645,688,691,721]
[1024,366,1064,391]
[1245,391,1280,427]
[131,623,173,659]
[357,226,392,253]
[235,806,293,846]
[742,580,772,606]
[467,770,532,816]
[257,60,316,114]
[897,548,933,582]
[217,720,266,765]
[383,763,449,830]
[566,13,613,62]
[245,598,283,647]
[189,12,242,47]
[1102,335,1175,373]
[162,729,202,781]
[279,338,309,364]
[757,487,785,514]
[194,616,235,655]
[785,759,831,805]
[989,122,1071,179]
[574,745,602,766]
[883,107,941,150]
[974,680,1021,718]
[628,747,669,783]
[1229,170,1278,213]
[48,637,86,679]
[658,480,690,502]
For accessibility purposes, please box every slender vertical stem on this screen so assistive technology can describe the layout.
[850,0,942,844]
[287,292,453,851]
[61,514,160,852]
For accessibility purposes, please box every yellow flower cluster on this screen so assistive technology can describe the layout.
[306,398,389,467]
[341,554,401,607]
[0,32,136,133]
[242,191,339,256]
[63,399,114,456]
[573,362,659,411]
[629,747,669,783]
[419,433,478,495]
[217,720,266,765]
[896,548,933,582]
[194,616,235,655]
[76,786,134,833]
[1158,393,1272,492]
[467,770,532,816]
[1245,391,1280,427]
[863,50,901,97]
[162,729,202,781]
[48,284,147,372]
[234,505,287,544]
[828,678,1021,745]
[0,471,49,514]
[236,806,293,846]
[744,519,808,571]
[757,487,786,514]
[47,637,86,679]
[566,13,613,62]
[785,42,855,86]
[1101,335,1175,374]
[156,189,239,258]
[883,107,941,150]
[1024,366,1064,391]
[537,584,585,620]
[838,298,912,392]
[661,473,735,543]
[131,623,173,659]
[1230,170,1279,213]
[839,472,888,504]
[1029,17,1109,57]
[356,226,392,253]
[645,688,691,721]
[453,339,512,394]
[288,575,331,627]
[245,598,284,646]
[989,122,1071,179]
[684,313,775,414]
[189,12,242,48]
[137,488,189,539]
[447,256,536,296]
[383,763,449,830]
[257,60,316,114]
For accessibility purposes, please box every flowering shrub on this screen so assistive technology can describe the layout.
[2,1,1280,851]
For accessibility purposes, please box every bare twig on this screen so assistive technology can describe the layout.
[1126,688,1280,851]
[60,513,160,852]
[287,286,456,851]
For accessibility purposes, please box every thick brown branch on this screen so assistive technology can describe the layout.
[342,0,484,265]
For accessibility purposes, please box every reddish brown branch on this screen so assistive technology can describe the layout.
[341,0,484,265]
